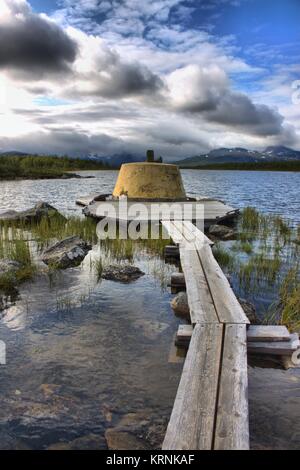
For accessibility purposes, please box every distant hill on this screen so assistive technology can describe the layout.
[0,151,144,168]
[83,153,144,167]
[174,146,300,167]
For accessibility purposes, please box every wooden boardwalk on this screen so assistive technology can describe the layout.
[80,196,238,227]
[162,220,250,450]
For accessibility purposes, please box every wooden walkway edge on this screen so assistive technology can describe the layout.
[162,220,250,450]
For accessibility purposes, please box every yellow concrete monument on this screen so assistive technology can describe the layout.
[113,151,186,200]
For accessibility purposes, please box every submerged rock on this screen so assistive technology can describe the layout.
[0,201,65,224]
[209,224,236,240]
[42,236,91,269]
[48,434,106,450]
[105,429,150,450]
[102,265,144,283]
[0,259,22,278]
[171,291,190,318]
[238,298,258,323]
[133,319,169,340]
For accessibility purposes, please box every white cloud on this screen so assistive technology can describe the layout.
[0,0,299,157]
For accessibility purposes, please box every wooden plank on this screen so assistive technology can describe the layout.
[171,272,186,287]
[163,221,218,324]
[247,325,290,343]
[198,244,249,324]
[247,333,300,355]
[175,324,193,347]
[162,220,186,245]
[180,246,219,324]
[181,220,214,246]
[85,200,237,222]
[214,324,249,450]
[163,324,223,450]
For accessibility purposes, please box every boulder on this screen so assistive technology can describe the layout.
[238,298,258,323]
[48,434,106,450]
[42,236,91,269]
[105,429,150,450]
[209,224,236,240]
[0,202,65,224]
[171,291,190,318]
[0,259,22,278]
[133,319,169,340]
[102,265,144,283]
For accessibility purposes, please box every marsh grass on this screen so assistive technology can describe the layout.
[279,267,300,332]
[0,228,36,292]
[238,254,282,290]
[264,267,300,332]
[27,215,98,249]
[213,244,235,269]
[93,257,104,281]
[215,208,299,329]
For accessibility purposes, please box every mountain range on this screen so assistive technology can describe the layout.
[172,146,300,167]
[1,146,300,167]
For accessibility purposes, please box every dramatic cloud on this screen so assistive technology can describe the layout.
[0,0,299,158]
[65,28,164,99]
[0,0,77,75]
[0,128,125,157]
[166,64,285,136]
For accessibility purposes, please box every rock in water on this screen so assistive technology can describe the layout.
[238,298,258,323]
[171,291,190,318]
[102,265,144,283]
[42,236,91,269]
[209,224,236,240]
[105,429,150,450]
[0,202,65,224]
[0,260,22,278]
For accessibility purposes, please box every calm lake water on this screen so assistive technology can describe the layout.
[0,170,299,450]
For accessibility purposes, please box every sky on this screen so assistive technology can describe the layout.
[0,0,299,159]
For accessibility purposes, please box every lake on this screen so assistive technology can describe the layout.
[0,169,299,223]
[0,169,299,450]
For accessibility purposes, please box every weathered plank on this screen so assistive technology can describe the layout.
[85,200,237,223]
[180,246,219,324]
[247,325,290,343]
[173,220,213,247]
[198,244,249,324]
[248,333,300,355]
[163,324,223,450]
[164,245,180,257]
[214,324,249,450]
[175,324,193,347]
[171,272,186,287]
[162,220,186,245]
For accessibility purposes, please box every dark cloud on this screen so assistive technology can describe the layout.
[67,49,164,99]
[0,128,124,157]
[0,1,77,76]
[205,91,284,136]
[168,65,285,137]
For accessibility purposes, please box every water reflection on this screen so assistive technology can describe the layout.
[0,170,300,449]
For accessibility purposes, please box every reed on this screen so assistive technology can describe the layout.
[212,244,235,269]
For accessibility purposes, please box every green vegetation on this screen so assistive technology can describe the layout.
[265,268,300,332]
[279,268,300,332]
[212,244,235,268]
[0,229,36,292]
[212,207,299,330]
[181,160,300,171]
[0,154,112,180]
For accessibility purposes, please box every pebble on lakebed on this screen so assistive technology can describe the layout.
[101,265,145,283]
